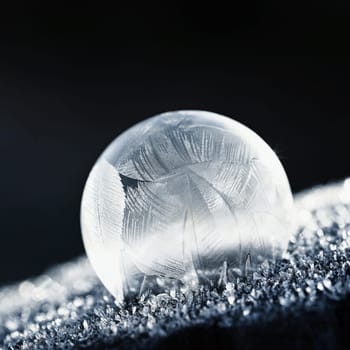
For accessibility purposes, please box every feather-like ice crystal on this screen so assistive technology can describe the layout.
[81,110,293,303]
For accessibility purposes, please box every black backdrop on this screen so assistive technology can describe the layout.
[1,2,350,285]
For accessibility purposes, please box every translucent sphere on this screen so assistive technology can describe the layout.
[81,110,293,303]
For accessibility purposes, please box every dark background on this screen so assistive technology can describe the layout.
[1,2,350,286]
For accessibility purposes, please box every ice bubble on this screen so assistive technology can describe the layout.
[81,110,293,303]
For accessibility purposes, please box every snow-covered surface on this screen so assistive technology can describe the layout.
[1,179,350,349]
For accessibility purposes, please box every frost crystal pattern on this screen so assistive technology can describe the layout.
[81,110,293,302]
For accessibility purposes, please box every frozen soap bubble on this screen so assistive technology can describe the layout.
[81,110,293,303]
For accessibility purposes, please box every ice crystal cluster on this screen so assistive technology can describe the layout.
[1,180,350,349]
[81,110,293,302]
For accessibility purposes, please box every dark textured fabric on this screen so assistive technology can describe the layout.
[1,180,350,350]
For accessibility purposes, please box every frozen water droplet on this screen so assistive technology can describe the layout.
[82,319,89,331]
[330,243,337,251]
[227,295,235,305]
[81,110,294,303]
[217,302,227,313]
[323,279,332,290]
